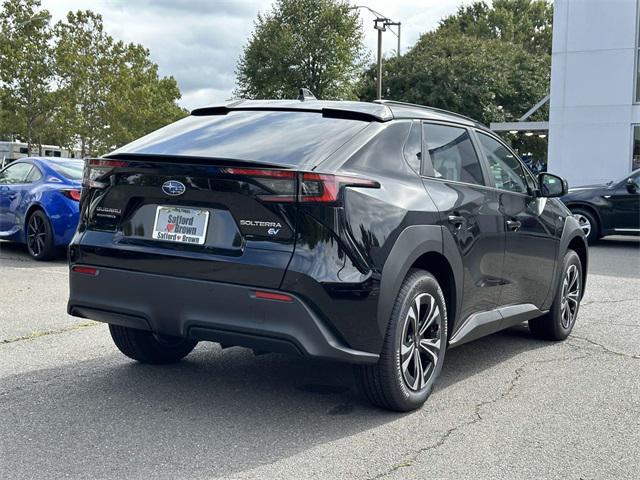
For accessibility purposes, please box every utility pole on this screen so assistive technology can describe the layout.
[350,6,401,100]
[374,18,385,100]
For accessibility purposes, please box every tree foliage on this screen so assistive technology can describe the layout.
[439,0,553,55]
[357,0,552,159]
[0,0,54,154]
[236,0,367,100]
[359,32,549,125]
[0,0,186,156]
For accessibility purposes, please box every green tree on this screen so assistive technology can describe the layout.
[236,0,367,100]
[104,42,185,149]
[0,0,54,154]
[359,33,549,126]
[439,0,553,55]
[54,11,186,156]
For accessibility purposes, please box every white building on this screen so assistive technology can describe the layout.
[547,0,640,186]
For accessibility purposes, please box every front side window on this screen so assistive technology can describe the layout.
[477,133,528,194]
[422,123,484,185]
[0,162,33,184]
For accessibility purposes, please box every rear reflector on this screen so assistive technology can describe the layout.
[72,266,99,276]
[254,291,294,302]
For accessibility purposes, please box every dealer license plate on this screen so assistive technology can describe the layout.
[152,206,209,245]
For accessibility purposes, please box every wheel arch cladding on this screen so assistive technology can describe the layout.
[377,225,463,340]
[567,235,588,299]
[543,216,588,309]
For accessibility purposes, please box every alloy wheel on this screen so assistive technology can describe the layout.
[27,214,47,257]
[574,214,591,238]
[400,293,442,391]
[560,264,580,329]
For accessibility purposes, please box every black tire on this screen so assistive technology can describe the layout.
[571,207,599,244]
[354,269,448,412]
[109,324,198,364]
[529,250,582,341]
[25,209,56,261]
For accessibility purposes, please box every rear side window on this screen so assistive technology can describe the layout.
[403,121,422,174]
[110,111,369,168]
[25,166,43,183]
[422,123,484,185]
[50,161,84,180]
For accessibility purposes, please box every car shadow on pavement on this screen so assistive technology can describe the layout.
[0,240,68,265]
[1,325,550,479]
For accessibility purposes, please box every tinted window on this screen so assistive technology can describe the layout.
[403,121,421,173]
[50,161,84,180]
[422,124,484,185]
[477,133,528,193]
[0,162,32,184]
[109,111,369,168]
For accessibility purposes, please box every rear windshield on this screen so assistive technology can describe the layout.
[50,161,84,180]
[108,110,369,167]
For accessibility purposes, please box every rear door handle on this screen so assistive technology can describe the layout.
[506,219,521,231]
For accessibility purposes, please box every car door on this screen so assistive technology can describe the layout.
[474,131,561,309]
[607,171,640,231]
[420,122,505,325]
[0,162,34,233]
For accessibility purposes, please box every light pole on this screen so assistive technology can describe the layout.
[350,5,401,100]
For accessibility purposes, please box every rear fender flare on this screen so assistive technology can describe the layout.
[377,225,463,337]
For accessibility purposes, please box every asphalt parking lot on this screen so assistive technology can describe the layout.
[1,238,639,480]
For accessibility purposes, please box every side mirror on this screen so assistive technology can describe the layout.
[538,172,568,198]
[626,177,638,193]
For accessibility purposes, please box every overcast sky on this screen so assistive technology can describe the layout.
[40,0,480,110]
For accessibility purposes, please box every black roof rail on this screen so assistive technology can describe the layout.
[374,99,485,127]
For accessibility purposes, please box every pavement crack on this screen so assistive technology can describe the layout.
[568,335,639,360]
[369,352,588,480]
[0,322,97,345]
[581,298,636,306]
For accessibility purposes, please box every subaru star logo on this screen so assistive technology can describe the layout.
[162,180,186,196]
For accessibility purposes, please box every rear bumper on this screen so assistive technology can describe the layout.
[67,265,378,364]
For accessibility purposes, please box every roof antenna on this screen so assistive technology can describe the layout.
[298,88,316,101]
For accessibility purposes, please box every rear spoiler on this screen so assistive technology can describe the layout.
[190,102,393,123]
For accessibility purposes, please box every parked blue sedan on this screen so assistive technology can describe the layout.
[0,157,83,260]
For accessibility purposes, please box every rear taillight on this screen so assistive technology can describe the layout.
[61,189,82,201]
[83,158,129,188]
[299,173,379,203]
[222,168,379,204]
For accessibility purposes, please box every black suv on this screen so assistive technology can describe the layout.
[561,169,640,243]
[68,99,587,411]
